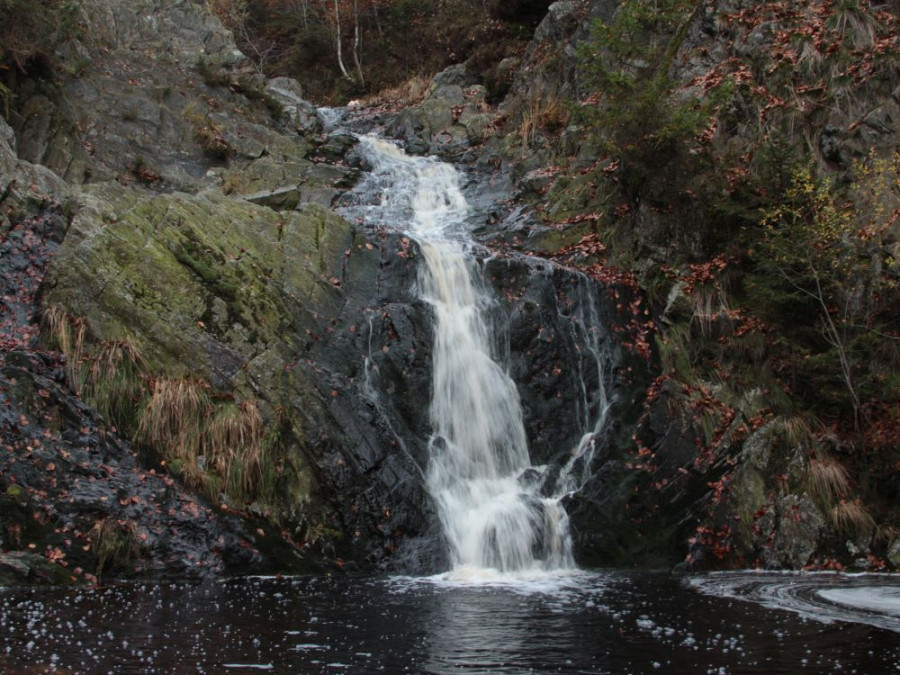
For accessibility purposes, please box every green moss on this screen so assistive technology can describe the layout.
[173,243,239,301]
[5,484,27,502]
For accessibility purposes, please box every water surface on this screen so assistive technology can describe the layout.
[2,571,899,673]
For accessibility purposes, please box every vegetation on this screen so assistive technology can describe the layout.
[207,0,550,102]
[0,0,79,71]
[0,0,80,111]
[576,0,728,202]
[525,0,900,567]
[88,517,141,579]
[182,103,232,160]
[41,308,277,508]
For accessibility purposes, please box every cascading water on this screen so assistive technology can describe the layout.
[346,136,581,575]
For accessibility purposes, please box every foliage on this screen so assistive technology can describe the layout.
[0,0,79,71]
[754,154,900,426]
[209,0,533,102]
[575,0,729,201]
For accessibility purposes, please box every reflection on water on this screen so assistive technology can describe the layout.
[2,572,900,673]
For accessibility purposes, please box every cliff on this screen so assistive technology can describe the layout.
[2,0,899,583]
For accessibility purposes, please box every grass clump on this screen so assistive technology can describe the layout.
[136,377,210,485]
[203,399,265,504]
[182,103,231,160]
[832,499,876,538]
[82,339,147,434]
[88,517,141,579]
[42,305,87,394]
[136,377,273,506]
[519,93,569,148]
[41,306,282,516]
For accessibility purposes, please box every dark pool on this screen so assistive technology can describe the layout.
[1,571,899,673]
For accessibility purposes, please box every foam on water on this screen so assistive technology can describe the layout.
[388,567,596,598]
[817,587,900,616]
[689,571,900,633]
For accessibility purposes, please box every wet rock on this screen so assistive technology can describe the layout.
[533,1,580,43]
[317,129,359,162]
[431,64,479,90]
[265,77,321,135]
[486,258,617,465]
[888,538,900,567]
[242,186,301,210]
[386,65,492,158]
[756,495,825,569]
[0,552,71,586]
[8,0,311,192]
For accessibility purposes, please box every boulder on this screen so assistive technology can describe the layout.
[386,66,493,157]
[265,77,322,135]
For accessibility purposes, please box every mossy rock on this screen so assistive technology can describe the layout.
[44,183,357,389]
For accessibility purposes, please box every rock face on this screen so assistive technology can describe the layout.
[1,0,625,579]
[2,0,438,578]
[12,0,319,193]
[479,0,900,572]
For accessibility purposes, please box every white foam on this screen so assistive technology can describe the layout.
[817,587,900,616]
[389,567,600,597]
[223,664,274,670]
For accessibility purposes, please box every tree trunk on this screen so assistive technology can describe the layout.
[334,0,353,81]
[352,0,365,87]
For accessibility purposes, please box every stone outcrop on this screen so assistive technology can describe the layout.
[2,0,437,579]
[386,64,496,158]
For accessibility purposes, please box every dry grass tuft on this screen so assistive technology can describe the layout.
[136,377,210,473]
[203,399,264,503]
[519,95,569,147]
[82,339,147,432]
[807,457,851,503]
[828,1,876,49]
[776,414,816,452]
[364,74,431,109]
[42,305,87,394]
[88,518,140,578]
[832,498,875,537]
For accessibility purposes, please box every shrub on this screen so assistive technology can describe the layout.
[754,154,900,427]
[575,0,728,201]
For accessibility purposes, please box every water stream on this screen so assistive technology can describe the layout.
[343,136,579,576]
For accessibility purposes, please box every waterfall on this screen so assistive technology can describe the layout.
[346,136,578,574]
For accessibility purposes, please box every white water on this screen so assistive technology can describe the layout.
[348,136,575,575]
